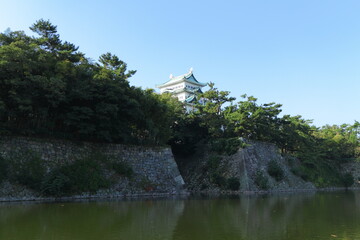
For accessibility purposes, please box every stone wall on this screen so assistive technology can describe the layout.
[179,140,315,192]
[342,162,360,187]
[0,136,185,200]
[228,141,315,191]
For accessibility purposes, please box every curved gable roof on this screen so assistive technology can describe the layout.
[156,71,207,88]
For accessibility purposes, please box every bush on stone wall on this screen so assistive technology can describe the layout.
[210,138,246,156]
[7,149,46,191]
[208,155,221,171]
[1,146,139,197]
[0,155,8,183]
[207,155,228,187]
[355,147,360,159]
[267,159,284,181]
[42,154,111,196]
[255,170,269,190]
[41,152,136,196]
[341,173,354,188]
[210,172,226,187]
[226,177,240,190]
[41,170,71,196]
[138,177,155,192]
[291,166,308,180]
[111,161,133,178]
[62,158,110,193]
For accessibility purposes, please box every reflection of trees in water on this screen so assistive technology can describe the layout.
[172,192,360,240]
[0,192,360,240]
[284,191,360,240]
[170,194,315,240]
[0,199,185,240]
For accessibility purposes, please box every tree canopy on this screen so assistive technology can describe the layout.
[1,20,359,187]
[0,19,184,144]
[170,83,359,187]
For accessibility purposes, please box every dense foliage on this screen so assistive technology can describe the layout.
[267,159,284,181]
[255,170,269,190]
[170,83,360,187]
[41,154,112,196]
[0,149,133,196]
[1,20,359,189]
[0,20,184,145]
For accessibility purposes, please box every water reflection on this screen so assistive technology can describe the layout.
[172,192,360,240]
[0,199,185,240]
[0,192,360,240]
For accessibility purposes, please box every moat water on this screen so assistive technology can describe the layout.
[1,191,360,240]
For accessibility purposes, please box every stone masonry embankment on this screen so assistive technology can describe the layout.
[179,141,316,192]
[0,136,185,201]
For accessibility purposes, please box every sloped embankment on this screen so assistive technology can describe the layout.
[177,141,315,192]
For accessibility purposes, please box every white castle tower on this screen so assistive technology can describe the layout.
[156,68,207,112]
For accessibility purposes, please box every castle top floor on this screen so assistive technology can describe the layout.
[156,68,207,95]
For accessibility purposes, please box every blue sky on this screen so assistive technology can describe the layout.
[1,0,359,127]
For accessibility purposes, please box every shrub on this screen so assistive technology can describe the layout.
[211,138,246,156]
[207,155,227,187]
[7,149,46,191]
[42,155,111,196]
[41,170,71,196]
[255,170,269,190]
[227,177,240,191]
[355,147,360,159]
[2,150,121,196]
[210,139,225,154]
[0,155,8,183]
[208,155,221,171]
[342,173,354,188]
[267,160,284,181]
[200,183,208,190]
[315,176,326,188]
[61,158,110,194]
[210,172,226,187]
[112,161,133,178]
[138,177,154,192]
[291,166,308,180]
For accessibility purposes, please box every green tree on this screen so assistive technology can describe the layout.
[193,82,235,138]
[0,20,181,145]
[225,94,282,141]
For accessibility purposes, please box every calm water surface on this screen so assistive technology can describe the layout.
[1,191,360,240]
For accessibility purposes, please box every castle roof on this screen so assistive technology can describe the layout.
[166,86,203,95]
[156,70,207,88]
[185,95,196,103]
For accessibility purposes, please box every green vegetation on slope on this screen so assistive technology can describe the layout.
[169,83,359,187]
[1,20,359,189]
[0,149,133,196]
